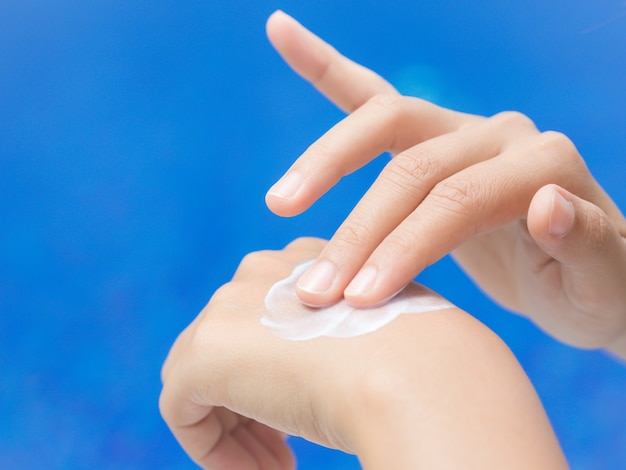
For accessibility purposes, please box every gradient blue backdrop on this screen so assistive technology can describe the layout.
[1,1,625,468]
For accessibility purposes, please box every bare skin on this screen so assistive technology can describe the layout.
[160,238,568,470]
[264,11,626,358]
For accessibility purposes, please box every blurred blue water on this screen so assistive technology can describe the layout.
[1,1,625,468]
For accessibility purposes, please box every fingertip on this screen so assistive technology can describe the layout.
[343,265,378,299]
[266,172,328,217]
[548,189,575,238]
[296,260,335,295]
[265,171,306,216]
[266,9,285,36]
[527,184,574,241]
[267,171,302,199]
[264,192,302,217]
[266,10,298,45]
[294,260,346,307]
[295,290,340,308]
[269,8,286,18]
[267,9,291,24]
[343,265,408,309]
[295,286,344,308]
[344,284,405,309]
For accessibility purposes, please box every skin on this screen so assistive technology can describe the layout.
[264,11,626,358]
[160,238,568,470]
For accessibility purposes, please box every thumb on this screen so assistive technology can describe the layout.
[526,184,626,348]
[527,184,625,266]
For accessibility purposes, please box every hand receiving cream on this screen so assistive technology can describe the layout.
[262,261,454,341]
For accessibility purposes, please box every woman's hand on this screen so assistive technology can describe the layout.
[160,238,567,469]
[264,11,626,354]
[159,239,329,470]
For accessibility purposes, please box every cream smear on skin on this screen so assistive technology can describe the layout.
[262,261,454,341]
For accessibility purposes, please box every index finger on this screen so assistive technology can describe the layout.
[266,10,398,113]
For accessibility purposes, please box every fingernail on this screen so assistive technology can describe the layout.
[267,172,302,199]
[297,261,336,294]
[549,190,575,238]
[344,265,378,297]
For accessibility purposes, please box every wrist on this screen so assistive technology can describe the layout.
[330,310,568,469]
[339,363,422,469]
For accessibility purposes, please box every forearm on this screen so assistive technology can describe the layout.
[337,309,568,469]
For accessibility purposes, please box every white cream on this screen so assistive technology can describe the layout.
[262,261,454,341]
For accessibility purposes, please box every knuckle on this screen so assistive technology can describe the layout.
[537,131,581,163]
[490,110,537,131]
[309,52,330,85]
[429,178,481,227]
[366,93,405,116]
[190,319,211,351]
[334,216,373,250]
[158,390,172,423]
[306,136,335,159]
[533,131,588,179]
[208,282,235,305]
[386,229,419,255]
[584,207,613,255]
[188,310,225,361]
[234,250,278,280]
[537,130,571,150]
[386,150,439,194]
[305,138,354,181]
[239,250,271,270]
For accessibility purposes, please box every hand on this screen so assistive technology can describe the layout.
[159,238,327,470]
[264,11,626,354]
[160,238,567,469]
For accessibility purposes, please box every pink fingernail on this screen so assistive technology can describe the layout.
[344,265,378,297]
[549,190,575,238]
[267,172,302,199]
[297,261,336,294]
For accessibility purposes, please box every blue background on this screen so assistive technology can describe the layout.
[1,1,625,468]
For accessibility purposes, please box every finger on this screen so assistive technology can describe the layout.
[161,337,294,469]
[160,356,218,464]
[160,396,221,468]
[342,137,568,307]
[247,421,296,469]
[266,95,472,217]
[266,10,397,113]
[294,112,534,306]
[240,420,295,470]
[199,421,261,470]
[527,184,626,345]
[221,424,288,470]
[231,239,327,286]
[161,363,257,470]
